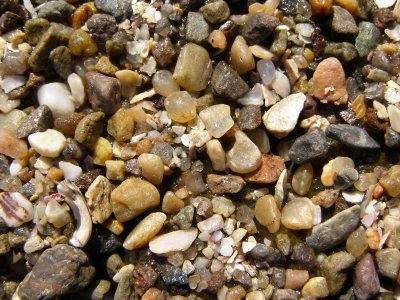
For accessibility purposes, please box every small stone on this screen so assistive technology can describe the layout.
[238,105,261,131]
[37,82,74,118]
[74,112,105,149]
[142,287,164,300]
[16,245,95,300]
[255,194,281,233]
[332,6,358,35]
[151,38,176,68]
[212,196,235,217]
[281,196,320,230]
[85,175,112,224]
[151,142,173,165]
[157,264,188,292]
[306,205,360,251]
[246,291,266,300]
[226,285,246,300]
[152,70,180,97]
[211,61,250,101]
[244,154,285,184]
[379,165,400,197]
[165,91,197,123]
[123,212,166,250]
[200,1,230,24]
[353,253,380,300]
[284,269,309,290]
[290,243,316,270]
[197,214,224,233]
[373,7,395,29]
[288,128,330,164]
[241,12,280,45]
[85,71,121,115]
[0,234,10,255]
[181,171,207,195]
[272,289,297,300]
[311,189,339,208]
[325,124,380,149]
[38,1,74,22]
[28,129,66,158]
[107,108,135,142]
[91,280,111,300]
[346,226,368,257]
[111,177,160,222]
[0,12,22,34]
[334,168,359,190]
[17,105,53,139]
[375,248,400,281]
[232,269,251,287]
[0,129,25,160]
[86,14,117,49]
[173,43,212,92]
[263,93,306,138]
[70,3,96,29]
[206,139,226,171]
[230,35,255,75]
[149,228,198,255]
[55,112,85,137]
[24,18,50,46]
[0,192,33,227]
[105,160,125,181]
[311,57,348,105]
[162,191,184,214]
[94,0,132,20]
[321,157,355,187]
[49,46,73,79]
[355,22,381,58]
[199,104,234,138]
[323,42,358,63]
[138,153,164,185]
[236,205,255,223]
[95,56,118,76]
[388,104,400,133]
[207,174,245,194]
[302,277,329,298]
[186,12,209,44]
[292,164,313,196]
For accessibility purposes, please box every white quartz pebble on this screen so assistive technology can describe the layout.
[237,83,264,106]
[270,71,291,98]
[149,228,198,255]
[28,129,66,158]
[67,73,85,108]
[37,83,75,117]
[59,161,82,181]
[388,104,400,133]
[199,104,234,138]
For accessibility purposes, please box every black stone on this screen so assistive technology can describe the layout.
[94,0,132,20]
[325,124,380,149]
[86,226,121,254]
[241,12,280,45]
[37,1,74,23]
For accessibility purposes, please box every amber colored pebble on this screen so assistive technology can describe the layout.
[68,29,98,57]
[102,217,124,235]
[309,0,333,16]
[372,183,384,199]
[366,227,379,250]
[47,167,64,181]
[69,3,96,29]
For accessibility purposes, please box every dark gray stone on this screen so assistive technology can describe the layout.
[290,243,316,271]
[238,105,262,130]
[87,14,117,50]
[232,269,252,286]
[186,12,209,44]
[325,124,380,149]
[0,11,22,34]
[157,264,188,286]
[332,6,358,35]
[306,205,361,251]
[385,127,400,148]
[288,128,330,164]
[17,244,95,300]
[241,12,280,45]
[324,42,358,63]
[270,267,285,288]
[334,168,359,190]
[355,22,381,58]
[17,105,53,138]
[211,61,249,101]
[94,0,132,20]
[375,248,400,281]
[38,1,74,23]
[353,253,380,300]
[199,1,230,24]
[250,244,286,266]
[151,142,173,165]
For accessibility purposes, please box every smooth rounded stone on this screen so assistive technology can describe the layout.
[206,139,226,171]
[263,93,306,138]
[54,112,85,137]
[241,12,280,45]
[0,110,27,135]
[292,164,313,196]
[181,171,207,195]
[165,91,197,123]
[325,124,380,149]
[149,228,198,255]
[354,253,380,300]
[334,168,359,190]
[302,277,329,298]
[16,244,95,300]
[323,42,358,63]
[87,13,117,49]
[238,105,262,131]
[199,1,230,24]
[346,226,368,257]
[152,70,180,97]
[306,205,361,251]
[230,35,255,75]
[284,269,309,290]
[269,71,291,98]
[162,191,184,214]
[247,128,270,153]
[85,175,112,224]
[85,71,121,115]
[245,291,266,300]
[115,70,141,98]
[38,1,74,22]
[332,6,358,35]
[37,82,75,118]
[123,212,166,250]
[173,43,212,92]
[375,248,400,281]
[17,105,53,139]
[199,104,234,138]
[74,112,105,149]
[388,104,400,133]
[28,129,66,158]
[211,61,250,101]
[379,165,400,197]
[138,153,164,185]
[255,195,281,233]
[0,129,28,160]
[311,57,348,105]
[281,196,320,230]
[110,177,160,222]
[355,22,381,58]
[288,128,330,164]
[354,172,377,192]
[141,287,164,300]
[321,156,355,187]
[209,30,227,49]
[94,0,132,20]
[206,174,245,194]
[0,192,33,227]
[107,108,135,142]
[186,12,209,44]
[257,59,276,86]
[197,214,224,233]
[226,130,262,174]
[272,289,298,300]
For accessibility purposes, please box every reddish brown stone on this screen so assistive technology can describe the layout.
[206,270,226,294]
[142,287,165,300]
[362,107,388,133]
[207,174,245,194]
[133,265,159,296]
[54,112,85,137]
[244,154,285,184]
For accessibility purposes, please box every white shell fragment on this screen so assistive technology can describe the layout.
[0,192,33,227]
[342,191,365,203]
[67,73,85,108]
[385,23,400,41]
[0,75,27,93]
[373,101,388,120]
[59,161,82,181]
[374,0,396,8]
[149,228,198,255]
[28,129,67,158]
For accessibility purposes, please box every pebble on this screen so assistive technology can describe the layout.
[281,196,321,230]
[379,165,400,197]
[270,71,291,98]
[28,129,66,158]
[85,175,112,224]
[152,70,180,97]
[206,139,226,171]
[49,46,73,79]
[238,105,261,131]
[230,35,255,75]
[161,192,183,215]
[173,43,212,92]
[255,195,281,233]
[374,0,396,8]
[212,197,235,217]
[245,291,266,300]
[311,57,348,105]
[302,277,329,298]
[199,104,234,138]
[354,253,380,300]
[346,226,368,257]
[290,243,316,270]
[237,83,264,106]
[241,12,280,45]
[74,112,105,149]
[95,56,118,76]
[306,205,361,251]
[151,38,176,68]
[325,124,380,149]
[272,289,297,300]
[151,142,173,165]
[142,288,165,300]
[292,164,313,196]
[15,105,52,139]
[123,212,166,250]
[0,192,33,227]
[375,248,400,281]
[323,42,358,63]
[200,1,230,24]
[332,6,358,35]
[59,161,82,181]
[54,112,85,137]
[16,245,95,300]
[110,177,160,222]
[321,156,355,187]
[115,70,141,98]
[197,214,224,233]
[263,93,306,138]
[211,61,250,101]
[388,104,400,133]
[94,0,132,20]
[138,153,164,185]
[334,168,359,190]
[24,18,50,46]
[284,269,309,290]
[244,154,285,184]
[207,174,245,194]
[70,3,95,29]
[186,12,209,44]
[226,130,262,174]
[37,82,74,118]
[149,228,198,255]
[355,22,381,58]
[107,108,135,142]
[165,91,197,123]
[86,14,117,49]
[157,264,188,291]
[38,0,74,22]
[85,71,121,115]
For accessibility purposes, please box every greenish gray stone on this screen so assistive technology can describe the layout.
[375,248,400,281]
[37,0,74,22]
[199,1,230,24]
[94,0,132,20]
[49,46,73,79]
[324,42,358,63]
[74,112,105,149]
[24,18,50,46]
[332,6,358,35]
[270,29,288,56]
[186,12,209,44]
[171,206,194,230]
[355,22,381,58]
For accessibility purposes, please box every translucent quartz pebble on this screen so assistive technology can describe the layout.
[164,91,197,123]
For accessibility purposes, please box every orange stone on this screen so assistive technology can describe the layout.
[69,3,96,29]
[0,128,28,160]
[244,154,285,184]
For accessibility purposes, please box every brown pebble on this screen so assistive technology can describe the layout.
[373,8,395,30]
[372,183,384,198]
[151,38,176,68]
[311,189,339,208]
[206,174,245,194]
[141,287,165,300]
[74,169,101,190]
[54,112,85,137]
[244,154,285,184]
[162,191,184,214]
[206,270,226,294]
[133,265,159,296]
[226,285,246,300]
[353,253,380,300]
[69,2,96,29]
[362,107,388,133]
